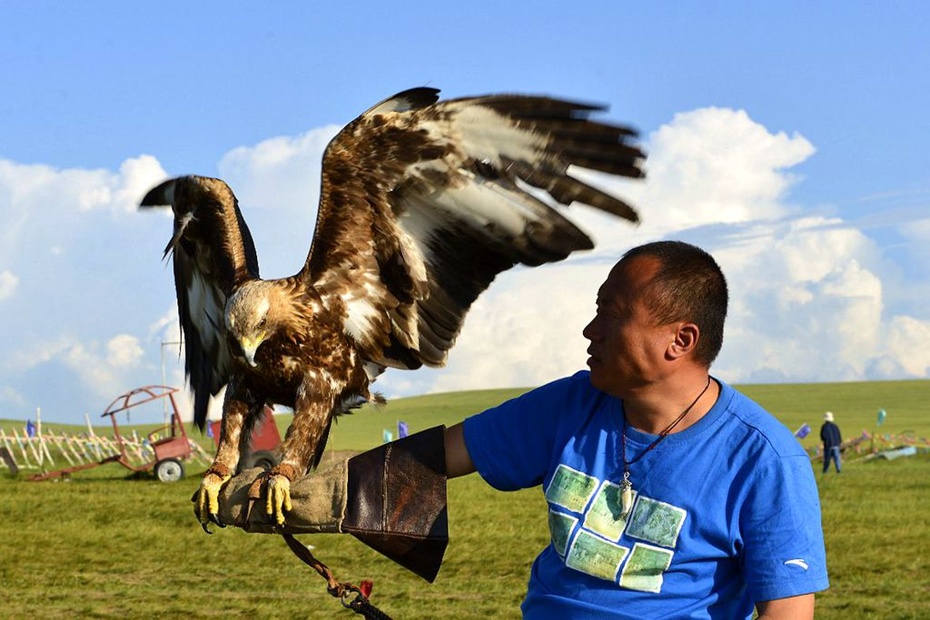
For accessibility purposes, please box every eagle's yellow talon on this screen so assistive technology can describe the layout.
[266,474,292,526]
[194,472,231,531]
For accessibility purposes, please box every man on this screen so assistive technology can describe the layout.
[820,411,842,473]
[444,240,829,619]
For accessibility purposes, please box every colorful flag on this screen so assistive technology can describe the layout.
[397,421,409,439]
[794,423,811,439]
[877,409,887,426]
[382,429,394,443]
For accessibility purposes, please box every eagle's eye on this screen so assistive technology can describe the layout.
[258,318,267,329]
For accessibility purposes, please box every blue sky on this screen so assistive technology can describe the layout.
[2,2,928,423]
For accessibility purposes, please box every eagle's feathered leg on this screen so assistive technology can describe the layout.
[194,390,251,532]
[264,372,341,525]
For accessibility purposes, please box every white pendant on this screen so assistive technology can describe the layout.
[619,477,633,519]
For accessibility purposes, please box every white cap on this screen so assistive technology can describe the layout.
[824,411,834,422]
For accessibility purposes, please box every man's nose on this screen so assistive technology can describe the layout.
[582,317,598,341]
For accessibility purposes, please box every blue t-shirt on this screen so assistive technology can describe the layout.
[463,371,828,619]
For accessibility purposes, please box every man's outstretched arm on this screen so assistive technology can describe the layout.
[756,593,815,619]
[444,422,476,478]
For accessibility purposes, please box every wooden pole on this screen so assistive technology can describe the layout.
[21,425,44,467]
[130,430,147,463]
[61,432,83,464]
[188,439,213,464]
[48,432,75,466]
[58,433,77,463]
[73,433,94,462]
[11,428,33,468]
[36,409,55,466]
[0,429,19,469]
[85,414,103,460]
[0,429,12,454]
[96,435,114,456]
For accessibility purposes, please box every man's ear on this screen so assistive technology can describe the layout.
[668,323,699,359]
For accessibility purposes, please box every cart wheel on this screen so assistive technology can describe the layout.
[251,450,279,472]
[155,458,185,483]
[235,450,280,473]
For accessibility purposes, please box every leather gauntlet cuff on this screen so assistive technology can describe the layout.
[342,425,448,582]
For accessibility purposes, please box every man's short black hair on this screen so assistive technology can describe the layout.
[621,240,728,366]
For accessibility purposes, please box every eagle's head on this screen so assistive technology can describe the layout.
[225,280,296,367]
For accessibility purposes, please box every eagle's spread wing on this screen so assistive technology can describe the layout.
[141,87,646,532]
[140,176,260,429]
[301,87,644,371]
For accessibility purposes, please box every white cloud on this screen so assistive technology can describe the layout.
[712,218,887,382]
[0,385,26,408]
[416,261,612,395]
[0,270,18,300]
[217,126,340,278]
[61,335,154,405]
[7,336,75,374]
[643,108,815,223]
[0,155,169,276]
[571,107,817,251]
[113,155,170,213]
[384,107,930,395]
[7,334,146,400]
[106,334,144,368]
[147,305,181,342]
[882,316,930,377]
[899,217,930,242]
[0,155,166,215]
[0,153,172,419]
[896,216,930,276]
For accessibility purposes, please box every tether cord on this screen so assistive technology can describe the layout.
[281,533,394,620]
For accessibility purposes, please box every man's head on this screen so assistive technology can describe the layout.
[583,241,728,396]
[619,241,728,366]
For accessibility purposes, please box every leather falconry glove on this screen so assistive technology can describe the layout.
[215,425,448,582]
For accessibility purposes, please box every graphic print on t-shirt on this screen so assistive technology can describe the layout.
[545,463,687,592]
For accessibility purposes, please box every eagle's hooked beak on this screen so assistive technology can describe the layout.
[239,334,265,367]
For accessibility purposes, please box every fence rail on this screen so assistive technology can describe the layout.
[0,424,211,474]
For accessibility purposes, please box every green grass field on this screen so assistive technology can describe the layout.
[1,379,928,619]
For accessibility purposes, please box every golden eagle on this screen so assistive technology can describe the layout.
[140,87,644,530]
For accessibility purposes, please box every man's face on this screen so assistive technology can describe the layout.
[582,256,678,397]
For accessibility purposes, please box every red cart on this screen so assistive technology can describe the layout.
[209,405,282,472]
[29,385,193,482]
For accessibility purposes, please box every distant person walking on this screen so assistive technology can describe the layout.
[820,411,842,473]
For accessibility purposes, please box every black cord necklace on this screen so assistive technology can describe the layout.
[618,376,712,519]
